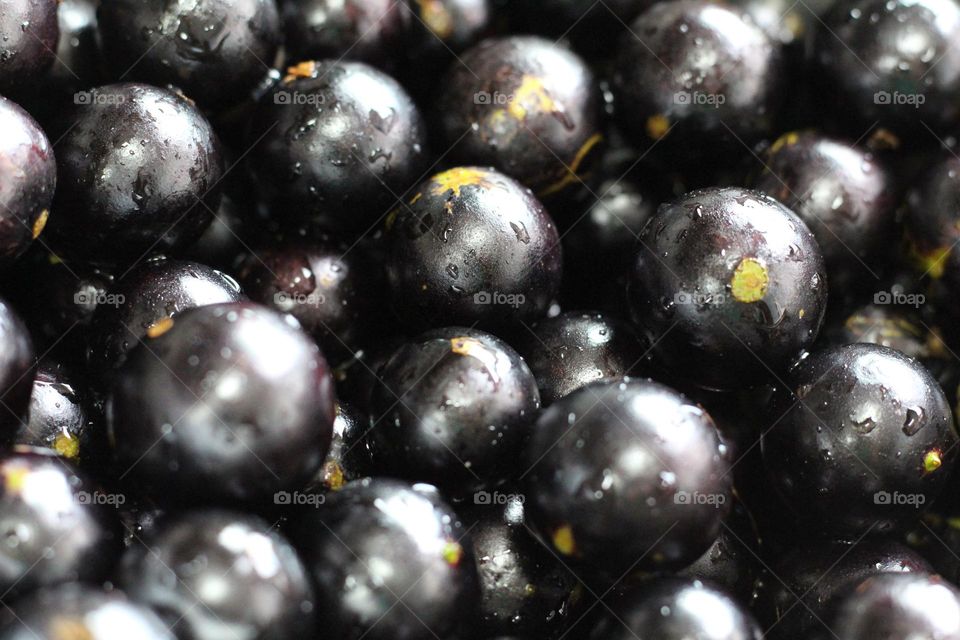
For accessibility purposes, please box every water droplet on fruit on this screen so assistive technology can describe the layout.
[903,407,925,436]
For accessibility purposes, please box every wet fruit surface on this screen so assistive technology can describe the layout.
[0,0,58,91]
[628,186,828,390]
[0,298,34,431]
[386,166,562,330]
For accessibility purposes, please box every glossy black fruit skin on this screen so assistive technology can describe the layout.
[292,479,478,640]
[437,36,602,201]
[756,538,931,640]
[0,450,121,596]
[763,344,957,536]
[48,83,223,264]
[87,256,244,374]
[0,584,176,640]
[628,187,827,391]
[589,578,762,640]
[829,573,960,640]
[0,96,55,269]
[386,167,562,329]
[903,154,960,294]
[14,360,95,464]
[280,0,408,67]
[613,1,783,165]
[523,379,731,576]
[515,311,647,406]
[753,131,897,293]
[107,302,336,504]
[462,495,578,639]
[0,298,34,431]
[368,327,540,494]
[238,234,383,363]
[0,0,58,91]
[403,0,490,59]
[304,401,370,493]
[98,0,281,111]
[818,0,960,136]
[249,60,427,231]
[118,509,315,640]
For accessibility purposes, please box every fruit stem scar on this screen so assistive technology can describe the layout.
[429,167,491,197]
[730,258,769,303]
[283,61,317,83]
[146,316,174,338]
[924,449,943,473]
[442,540,463,565]
[552,524,576,555]
[645,114,671,140]
[539,132,604,197]
[54,432,79,459]
[32,209,49,239]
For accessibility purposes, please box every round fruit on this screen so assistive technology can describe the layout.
[829,573,960,640]
[386,166,562,329]
[523,379,731,575]
[0,584,176,640]
[304,401,369,493]
[763,344,957,536]
[280,0,407,66]
[87,256,244,374]
[107,302,336,504]
[14,360,92,463]
[817,0,960,135]
[515,311,647,405]
[613,0,783,165]
[753,131,896,292]
[904,155,960,289]
[291,479,477,640]
[48,83,223,264]
[627,186,827,391]
[589,578,763,640]
[0,298,34,431]
[248,60,427,231]
[118,510,315,640]
[98,0,282,111]
[0,96,55,270]
[0,450,121,596]
[437,36,602,200]
[368,327,540,493]
[0,0,58,91]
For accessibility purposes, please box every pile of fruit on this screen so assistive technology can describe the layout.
[3,0,960,638]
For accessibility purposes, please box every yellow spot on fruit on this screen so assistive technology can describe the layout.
[645,114,671,140]
[284,61,317,83]
[385,208,399,231]
[908,241,952,279]
[32,209,49,239]
[442,541,463,565]
[4,465,28,493]
[769,131,800,154]
[49,618,94,640]
[798,308,806,319]
[409,192,423,205]
[538,132,604,197]
[730,258,769,303]
[48,253,62,265]
[507,75,558,121]
[948,516,960,530]
[53,432,79,459]
[524,583,536,596]
[924,449,943,473]
[146,316,174,338]
[429,167,492,197]
[417,0,454,39]
[322,461,345,491]
[552,525,576,556]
